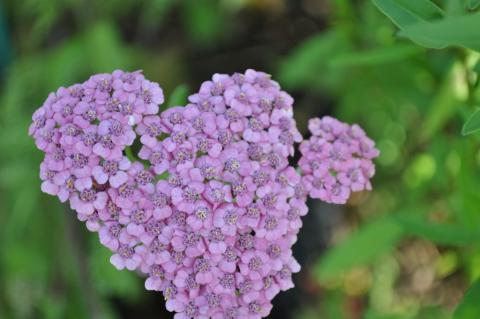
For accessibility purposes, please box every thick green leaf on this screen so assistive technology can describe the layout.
[453,280,480,319]
[374,0,480,51]
[166,84,189,108]
[462,109,480,135]
[328,43,422,68]
[394,0,444,19]
[372,0,444,28]
[469,0,480,10]
[400,12,480,51]
[395,215,480,246]
[314,216,404,280]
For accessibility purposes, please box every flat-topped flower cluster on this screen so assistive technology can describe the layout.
[29,69,378,319]
[136,70,308,318]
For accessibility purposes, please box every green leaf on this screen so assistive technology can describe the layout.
[395,0,444,19]
[166,84,189,108]
[453,280,480,319]
[445,0,468,16]
[395,215,480,246]
[373,0,480,51]
[83,21,130,72]
[328,43,422,68]
[277,29,351,92]
[314,216,404,281]
[124,146,137,162]
[400,12,480,51]
[372,0,444,28]
[462,109,480,135]
[469,0,480,10]
[89,240,141,299]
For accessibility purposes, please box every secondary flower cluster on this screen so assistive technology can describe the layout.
[298,116,379,204]
[29,69,310,319]
[29,70,163,206]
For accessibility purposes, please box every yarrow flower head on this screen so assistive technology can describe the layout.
[133,69,306,318]
[29,69,308,319]
[298,116,379,204]
[30,69,378,319]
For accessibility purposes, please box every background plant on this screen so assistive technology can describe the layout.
[1,0,480,318]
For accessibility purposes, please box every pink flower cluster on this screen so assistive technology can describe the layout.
[137,70,307,318]
[29,70,162,208]
[29,69,309,319]
[298,116,379,204]
[29,70,163,208]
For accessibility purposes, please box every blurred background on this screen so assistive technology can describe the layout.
[1,0,480,318]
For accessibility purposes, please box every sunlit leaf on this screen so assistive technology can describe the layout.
[314,216,404,280]
[462,109,480,135]
[395,215,480,246]
[277,30,351,92]
[453,280,480,319]
[328,43,422,68]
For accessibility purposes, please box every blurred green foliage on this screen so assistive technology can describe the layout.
[2,0,480,318]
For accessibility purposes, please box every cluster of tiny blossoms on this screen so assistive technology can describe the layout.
[29,70,163,211]
[298,116,379,204]
[137,70,307,319]
[29,69,309,319]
